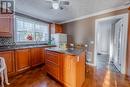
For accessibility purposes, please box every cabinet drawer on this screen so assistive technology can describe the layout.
[46,51,59,65]
[46,61,59,80]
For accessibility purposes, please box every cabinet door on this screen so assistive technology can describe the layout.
[30,48,37,67]
[31,48,43,67]
[15,49,31,72]
[0,14,13,37]
[0,51,15,76]
[76,52,86,87]
[37,48,43,65]
[55,24,63,33]
[63,55,76,87]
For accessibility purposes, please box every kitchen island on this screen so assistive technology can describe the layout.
[45,47,86,87]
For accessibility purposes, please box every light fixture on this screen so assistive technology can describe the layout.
[45,0,70,10]
[52,2,59,9]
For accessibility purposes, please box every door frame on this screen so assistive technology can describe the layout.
[94,13,128,74]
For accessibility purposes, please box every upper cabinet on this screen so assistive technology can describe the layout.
[0,14,13,37]
[51,24,63,34]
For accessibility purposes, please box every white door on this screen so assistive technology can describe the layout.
[114,19,123,72]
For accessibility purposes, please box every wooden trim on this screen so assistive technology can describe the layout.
[49,23,51,41]
[126,7,130,76]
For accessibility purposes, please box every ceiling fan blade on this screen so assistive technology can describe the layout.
[60,1,69,5]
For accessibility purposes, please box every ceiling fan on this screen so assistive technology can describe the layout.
[45,0,70,10]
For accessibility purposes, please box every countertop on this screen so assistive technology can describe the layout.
[46,47,86,56]
[0,44,56,52]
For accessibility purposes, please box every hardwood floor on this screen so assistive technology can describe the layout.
[83,54,130,87]
[83,65,130,87]
[6,67,62,87]
[5,60,130,87]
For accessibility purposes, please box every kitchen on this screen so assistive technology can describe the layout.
[0,13,86,87]
[0,0,130,87]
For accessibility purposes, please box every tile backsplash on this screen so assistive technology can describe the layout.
[0,38,15,46]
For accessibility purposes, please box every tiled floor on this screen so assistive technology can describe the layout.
[96,54,119,72]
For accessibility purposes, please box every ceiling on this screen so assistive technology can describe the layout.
[15,0,129,23]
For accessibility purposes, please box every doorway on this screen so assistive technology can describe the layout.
[94,13,128,74]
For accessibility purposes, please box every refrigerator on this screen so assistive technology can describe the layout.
[51,33,67,49]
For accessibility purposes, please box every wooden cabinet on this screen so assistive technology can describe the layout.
[55,24,63,33]
[0,14,13,37]
[0,47,46,77]
[30,48,44,67]
[15,49,31,72]
[62,52,85,87]
[51,24,63,33]
[0,51,15,76]
[45,50,86,87]
[76,52,86,87]
[45,51,60,80]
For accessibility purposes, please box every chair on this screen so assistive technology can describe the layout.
[0,57,10,87]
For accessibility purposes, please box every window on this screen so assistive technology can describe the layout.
[15,16,49,43]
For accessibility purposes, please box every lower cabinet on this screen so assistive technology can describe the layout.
[0,51,15,76]
[15,48,45,73]
[45,51,61,80]
[0,47,46,76]
[15,49,31,72]
[63,52,86,87]
[45,50,86,87]
[30,48,44,67]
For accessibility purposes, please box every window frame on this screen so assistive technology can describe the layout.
[14,15,50,44]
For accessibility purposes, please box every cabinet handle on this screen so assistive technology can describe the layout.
[77,56,80,62]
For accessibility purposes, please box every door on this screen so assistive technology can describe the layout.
[114,19,123,71]
[97,23,111,54]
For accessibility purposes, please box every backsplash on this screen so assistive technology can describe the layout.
[0,37,49,47]
[0,38,15,46]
